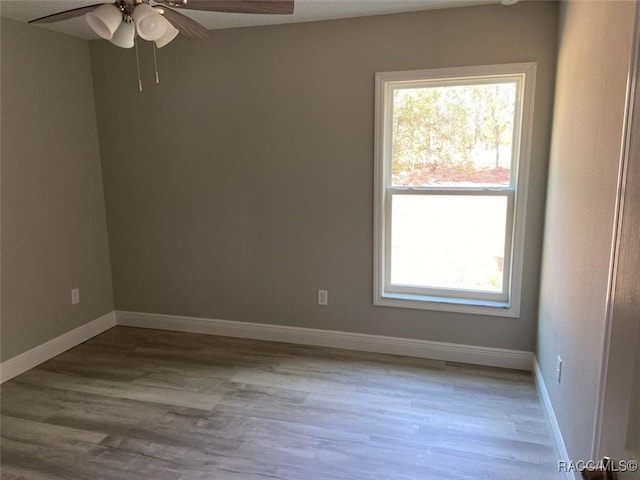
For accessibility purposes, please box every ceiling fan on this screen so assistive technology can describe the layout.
[29,1,295,44]
[29,0,295,89]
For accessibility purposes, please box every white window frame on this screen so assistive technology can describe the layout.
[373,63,537,318]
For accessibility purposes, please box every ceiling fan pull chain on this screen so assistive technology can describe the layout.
[152,42,160,85]
[134,35,143,92]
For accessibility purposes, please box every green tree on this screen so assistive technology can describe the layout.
[392,87,475,177]
[391,82,516,185]
[472,84,516,168]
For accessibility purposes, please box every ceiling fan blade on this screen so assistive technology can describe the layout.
[28,4,106,24]
[157,7,211,40]
[155,0,294,15]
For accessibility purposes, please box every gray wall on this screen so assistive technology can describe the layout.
[1,18,113,361]
[90,1,557,351]
[537,1,636,461]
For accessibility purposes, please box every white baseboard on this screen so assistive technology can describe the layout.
[533,356,577,480]
[0,311,116,383]
[116,311,533,371]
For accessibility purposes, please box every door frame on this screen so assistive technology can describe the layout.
[592,0,640,468]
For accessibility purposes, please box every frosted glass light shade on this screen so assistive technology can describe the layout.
[133,3,167,41]
[155,22,179,48]
[110,21,135,48]
[86,4,122,40]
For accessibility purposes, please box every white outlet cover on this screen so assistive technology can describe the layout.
[318,289,328,306]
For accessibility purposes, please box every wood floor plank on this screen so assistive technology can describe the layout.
[14,369,221,411]
[0,326,562,479]
[1,415,107,452]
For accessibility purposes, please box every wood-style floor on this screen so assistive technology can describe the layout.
[1,327,561,479]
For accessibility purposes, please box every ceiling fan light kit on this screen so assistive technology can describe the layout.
[155,21,180,48]
[131,2,168,41]
[110,19,136,48]
[28,0,296,90]
[86,3,123,40]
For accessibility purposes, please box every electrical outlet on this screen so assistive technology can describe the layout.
[318,289,328,306]
[556,355,562,383]
[71,288,80,305]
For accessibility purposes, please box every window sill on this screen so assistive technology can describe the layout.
[374,292,520,318]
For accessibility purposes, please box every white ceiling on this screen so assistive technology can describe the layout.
[0,0,504,40]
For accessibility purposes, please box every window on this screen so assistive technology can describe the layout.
[373,63,536,317]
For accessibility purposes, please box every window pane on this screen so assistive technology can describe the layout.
[390,195,507,292]
[391,83,517,187]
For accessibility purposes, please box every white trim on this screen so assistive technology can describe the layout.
[116,310,533,371]
[533,356,577,480]
[375,62,541,84]
[373,293,517,317]
[0,311,116,383]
